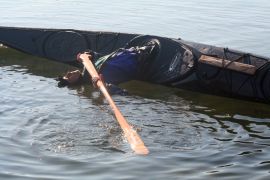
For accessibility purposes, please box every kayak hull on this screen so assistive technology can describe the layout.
[0,26,269,102]
[0,26,137,66]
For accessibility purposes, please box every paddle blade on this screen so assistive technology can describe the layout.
[123,128,149,155]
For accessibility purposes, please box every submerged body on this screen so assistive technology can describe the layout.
[59,43,156,95]
[98,48,139,84]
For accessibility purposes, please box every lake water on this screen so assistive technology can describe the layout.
[1,0,270,179]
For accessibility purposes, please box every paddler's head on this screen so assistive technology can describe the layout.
[57,70,83,87]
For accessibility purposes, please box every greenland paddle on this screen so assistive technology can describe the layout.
[77,53,149,155]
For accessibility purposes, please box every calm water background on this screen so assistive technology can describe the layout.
[1,0,270,179]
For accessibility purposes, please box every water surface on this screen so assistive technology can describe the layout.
[1,0,270,179]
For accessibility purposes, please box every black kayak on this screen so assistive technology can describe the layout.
[0,26,269,103]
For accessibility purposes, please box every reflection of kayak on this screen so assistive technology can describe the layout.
[0,26,269,103]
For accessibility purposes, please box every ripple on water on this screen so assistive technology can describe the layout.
[1,49,270,179]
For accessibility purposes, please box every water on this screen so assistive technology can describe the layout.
[1,0,270,179]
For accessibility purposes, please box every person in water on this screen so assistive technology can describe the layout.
[57,41,157,94]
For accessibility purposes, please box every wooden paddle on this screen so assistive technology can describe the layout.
[77,53,149,155]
